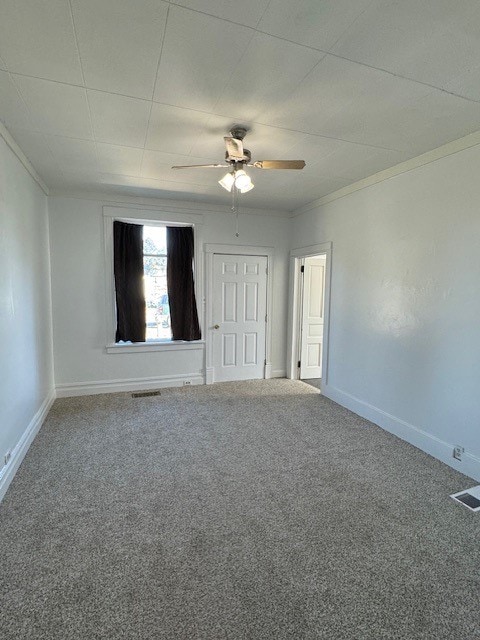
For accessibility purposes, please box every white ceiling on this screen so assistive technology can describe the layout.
[2,0,480,211]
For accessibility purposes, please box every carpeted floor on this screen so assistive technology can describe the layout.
[1,379,479,639]
[302,378,322,391]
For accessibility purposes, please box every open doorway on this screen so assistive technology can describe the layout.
[288,243,332,391]
[298,255,326,387]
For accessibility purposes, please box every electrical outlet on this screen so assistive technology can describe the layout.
[4,450,12,466]
[183,380,192,386]
[453,445,464,461]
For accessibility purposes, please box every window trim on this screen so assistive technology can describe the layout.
[103,206,204,353]
[106,340,205,354]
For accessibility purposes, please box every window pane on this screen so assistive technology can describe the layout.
[143,228,171,340]
[143,225,167,255]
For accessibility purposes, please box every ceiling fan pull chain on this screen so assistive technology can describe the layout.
[231,186,240,237]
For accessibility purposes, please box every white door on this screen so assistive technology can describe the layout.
[212,254,267,382]
[300,255,326,379]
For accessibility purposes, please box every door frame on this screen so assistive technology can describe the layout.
[204,244,274,385]
[287,242,332,382]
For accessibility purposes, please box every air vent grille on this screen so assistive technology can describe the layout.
[450,485,480,512]
[132,390,161,398]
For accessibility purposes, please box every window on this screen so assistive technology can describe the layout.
[113,219,201,346]
[143,225,171,341]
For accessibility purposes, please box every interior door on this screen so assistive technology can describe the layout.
[212,254,267,382]
[300,255,326,379]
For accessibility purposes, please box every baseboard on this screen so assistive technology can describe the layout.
[206,367,284,383]
[323,384,480,482]
[0,388,56,503]
[56,373,205,397]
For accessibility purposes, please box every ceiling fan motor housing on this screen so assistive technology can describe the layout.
[225,149,251,164]
[171,125,305,177]
[230,127,248,140]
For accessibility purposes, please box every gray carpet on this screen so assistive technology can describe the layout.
[1,380,479,640]
[302,378,322,391]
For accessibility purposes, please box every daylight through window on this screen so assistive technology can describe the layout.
[143,225,171,340]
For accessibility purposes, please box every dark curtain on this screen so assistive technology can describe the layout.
[114,221,146,342]
[167,226,201,341]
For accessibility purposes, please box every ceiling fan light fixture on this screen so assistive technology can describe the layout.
[219,171,235,192]
[234,169,251,190]
[239,181,254,193]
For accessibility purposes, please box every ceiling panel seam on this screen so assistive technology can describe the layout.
[141,5,172,175]
[67,0,98,173]
[241,28,480,107]
[244,118,401,152]
[5,47,480,111]
[207,28,258,137]
[155,3,480,107]
[166,1,265,30]
[254,0,274,29]
[326,0,378,53]
[326,51,480,107]
[149,4,171,104]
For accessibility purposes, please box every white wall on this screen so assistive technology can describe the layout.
[291,144,480,480]
[0,136,55,499]
[48,195,290,395]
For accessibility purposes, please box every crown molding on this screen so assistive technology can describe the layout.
[0,123,49,195]
[293,129,480,217]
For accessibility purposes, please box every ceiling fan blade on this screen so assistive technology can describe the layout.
[253,160,306,170]
[224,136,244,160]
[171,163,229,169]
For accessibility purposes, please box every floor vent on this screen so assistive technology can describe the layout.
[132,390,162,398]
[450,485,480,512]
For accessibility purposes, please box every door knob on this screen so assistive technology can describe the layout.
[213,324,220,329]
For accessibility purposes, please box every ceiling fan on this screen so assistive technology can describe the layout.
[172,127,306,194]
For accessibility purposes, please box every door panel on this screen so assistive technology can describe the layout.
[307,343,321,367]
[243,333,257,365]
[244,282,258,321]
[222,282,237,322]
[212,254,267,382]
[223,261,237,274]
[300,256,326,379]
[222,334,236,367]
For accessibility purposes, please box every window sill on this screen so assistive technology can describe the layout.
[106,340,205,354]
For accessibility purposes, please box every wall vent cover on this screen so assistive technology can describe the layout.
[450,485,480,512]
[132,390,161,398]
